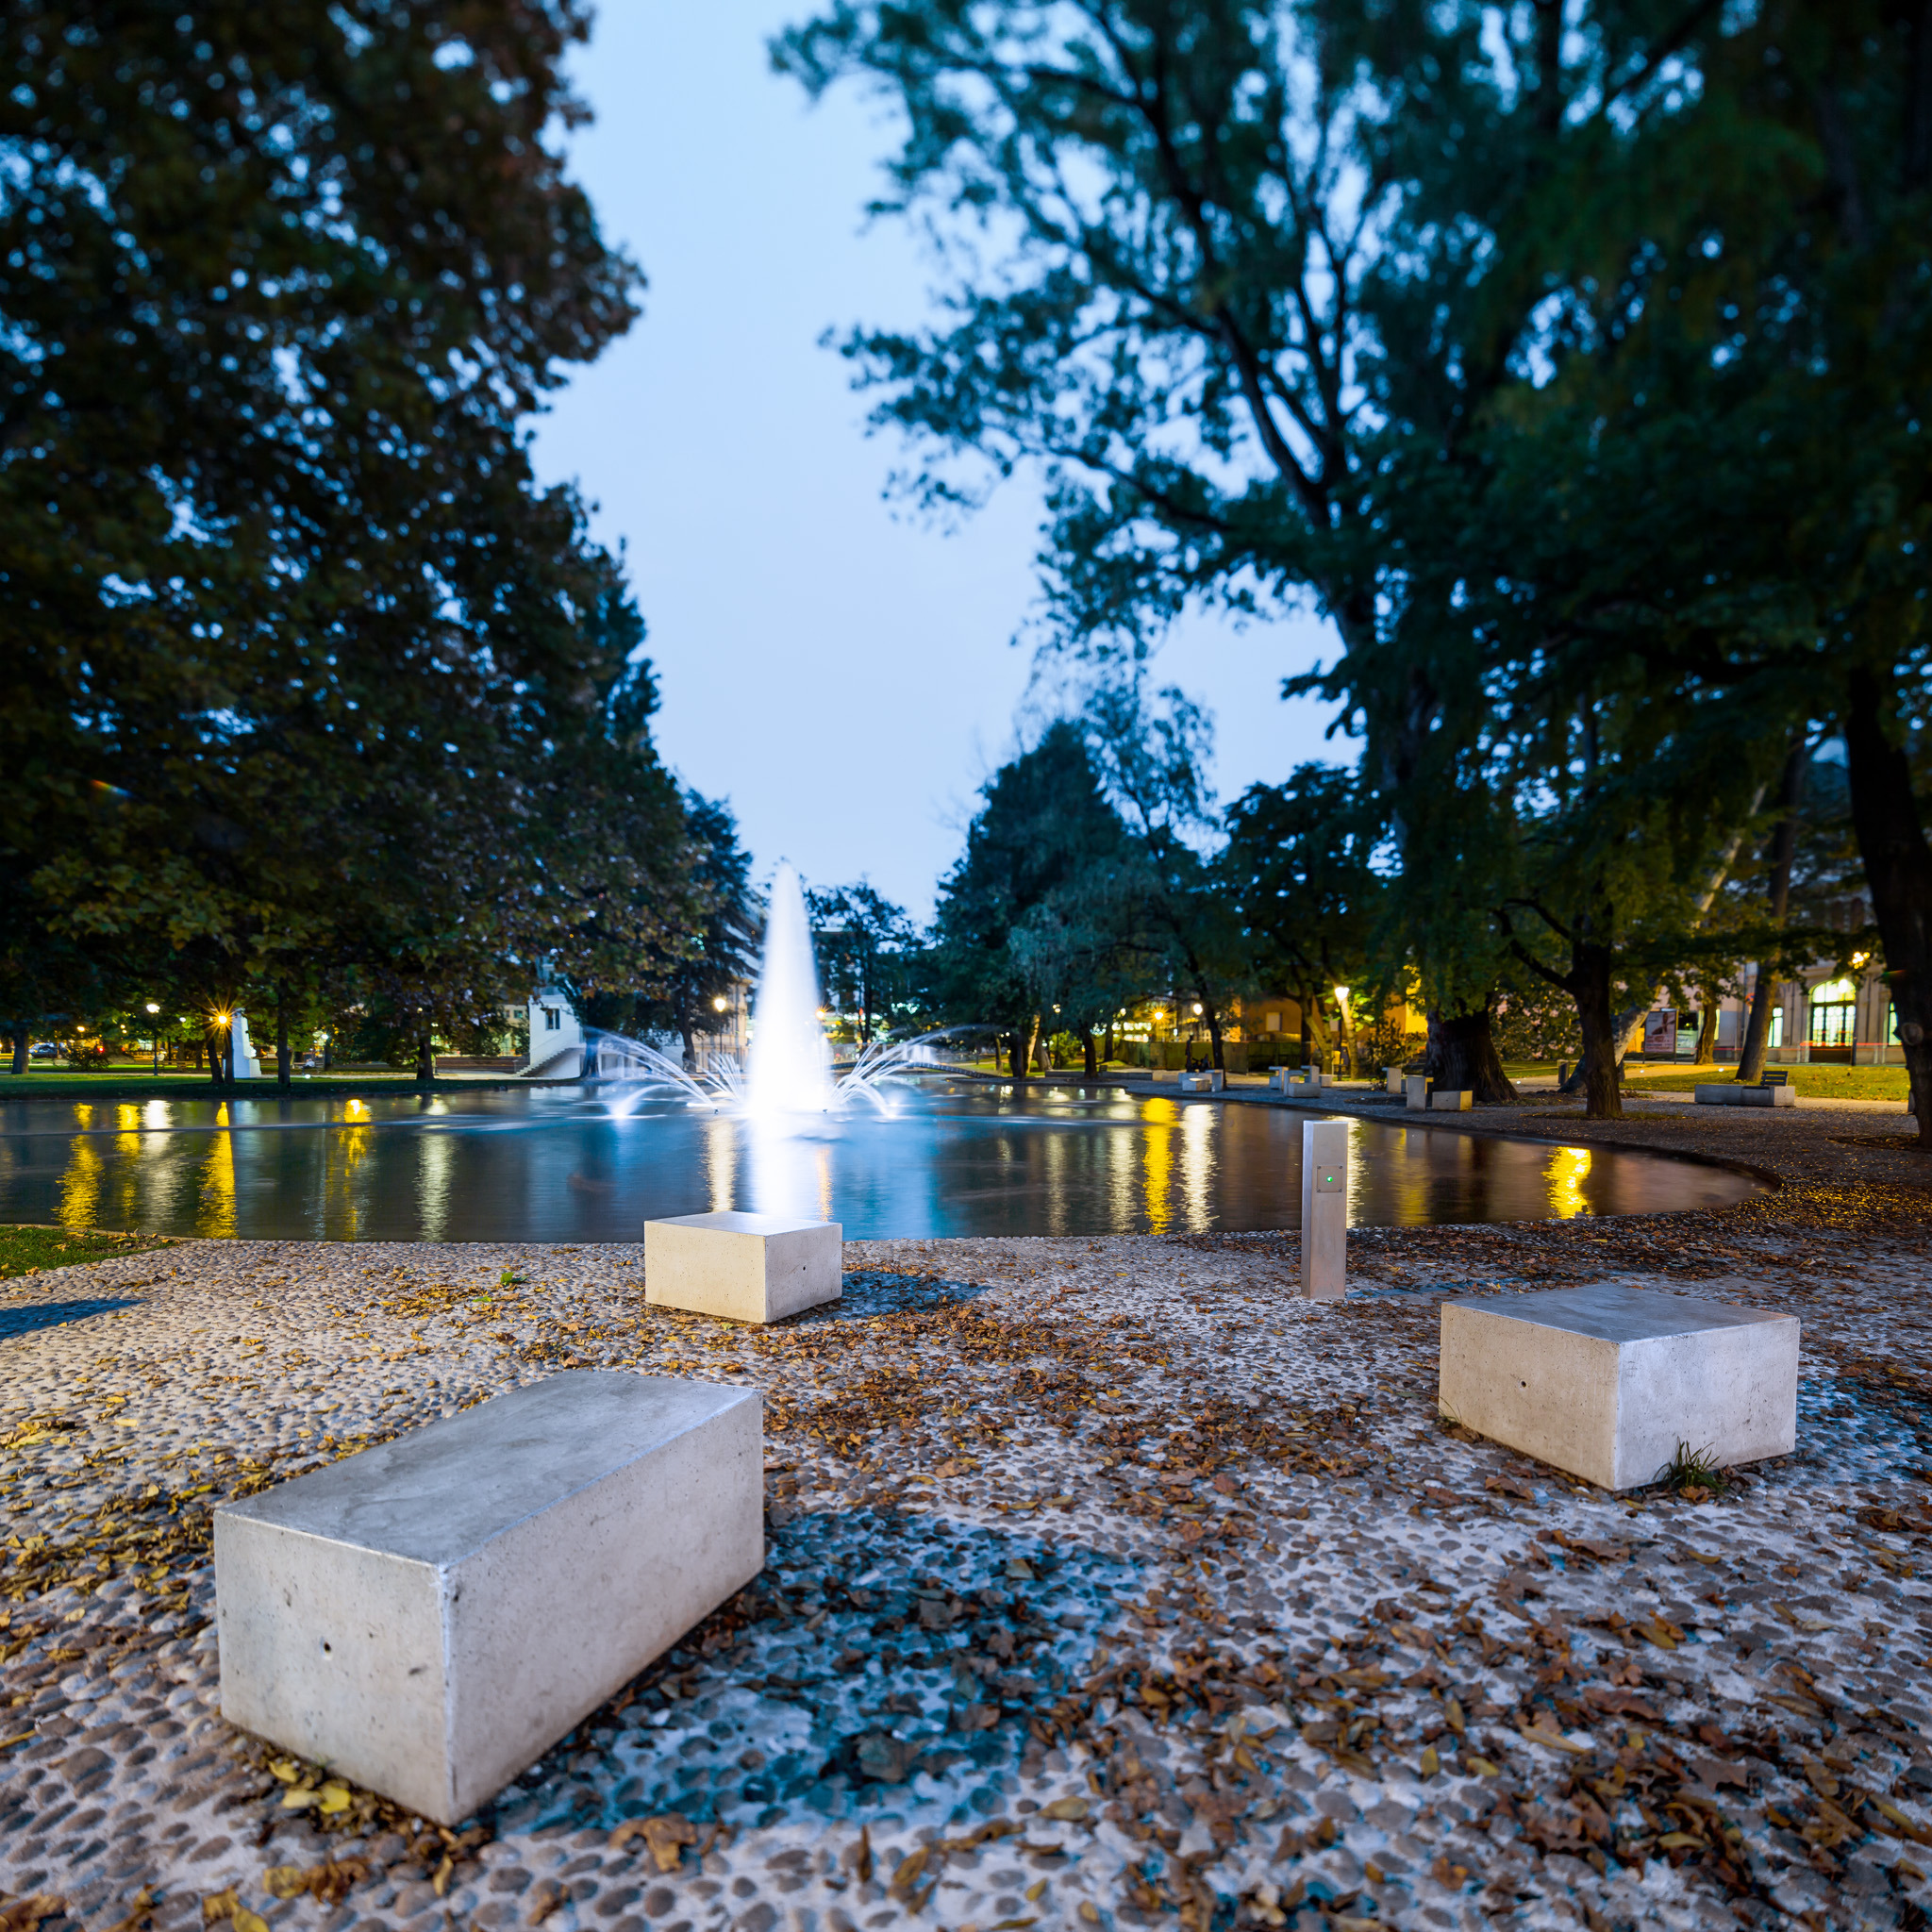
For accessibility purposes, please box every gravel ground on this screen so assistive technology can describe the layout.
[4,1118,1931,1932]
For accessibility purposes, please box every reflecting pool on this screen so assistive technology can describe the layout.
[0,1082,1763,1241]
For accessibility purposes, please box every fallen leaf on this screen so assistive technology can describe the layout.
[610,1813,698,1874]
[1041,1796,1091,1822]
[1467,1756,1501,1776]
[0,1897,68,1932]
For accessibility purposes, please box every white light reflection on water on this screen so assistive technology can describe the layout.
[0,1087,1763,1240]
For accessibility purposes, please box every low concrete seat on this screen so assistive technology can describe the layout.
[644,1210,841,1323]
[1430,1089,1473,1111]
[1404,1074,1428,1111]
[1178,1070,1224,1092]
[1694,1082,1796,1108]
[215,1373,762,1824]
[1384,1069,1405,1095]
[1439,1285,1797,1491]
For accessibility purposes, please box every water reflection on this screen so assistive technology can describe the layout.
[1547,1145,1592,1219]
[0,1084,1762,1241]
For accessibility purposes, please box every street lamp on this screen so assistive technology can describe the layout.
[146,1003,160,1076]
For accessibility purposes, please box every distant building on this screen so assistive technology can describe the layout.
[1637,890,1902,1066]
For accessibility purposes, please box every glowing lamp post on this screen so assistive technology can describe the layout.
[146,1003,160,1076]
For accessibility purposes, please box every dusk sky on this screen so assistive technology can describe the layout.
[531,1,1351,919]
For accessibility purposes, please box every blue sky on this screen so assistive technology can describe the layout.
[530,2,1348,919]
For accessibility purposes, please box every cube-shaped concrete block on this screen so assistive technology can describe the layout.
[1439,1285,1798,1491]
[1385,1069,1404,1095]
[215,1374,762,1824]
[644,1211,841,1323]
[1430,1089,1473,1111]
[1269,1069,1291,1092]
[1178,1071,1224,1092]
[1405,1075,1428,1111]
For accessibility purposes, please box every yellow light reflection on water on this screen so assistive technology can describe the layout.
[1546,1145,1592,1219]
[325,1104,374,1239]
[1141,1096,1176,1235]
[198,1112,237,1237]
[58,1133,103,1229]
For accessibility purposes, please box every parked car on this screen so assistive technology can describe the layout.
[27,1041,59,1060]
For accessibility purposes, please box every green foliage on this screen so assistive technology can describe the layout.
[809,882,919,1043]
[1223,764,1380,1062]
[0,0,717,1083]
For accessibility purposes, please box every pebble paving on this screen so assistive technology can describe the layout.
[3,1124,1932,1932]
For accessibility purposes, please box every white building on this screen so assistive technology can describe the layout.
[522,986,583,1079]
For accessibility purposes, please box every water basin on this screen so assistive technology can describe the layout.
[0,1080,1762,1241]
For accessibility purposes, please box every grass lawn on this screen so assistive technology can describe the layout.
[0,1224,173,1280]
[1630,1063,1911,1101]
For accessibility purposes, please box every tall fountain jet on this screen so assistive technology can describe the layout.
[745,862,839,1117]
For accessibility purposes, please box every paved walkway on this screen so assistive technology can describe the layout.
[2,1124,1929,1931]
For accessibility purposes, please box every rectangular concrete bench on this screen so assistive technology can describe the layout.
[215,1373,762,1824]
[1430,1089,1473,1111]
[1439,1285,1797,1490]
[1385,1069,1405,1095]
[645,1210,841,1323]
[1694,1082,1796,1108]
[1405,1074,1428,1110]
[1177,1070,1224,1092]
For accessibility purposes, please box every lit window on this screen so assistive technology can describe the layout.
[1807,978,1857,1049]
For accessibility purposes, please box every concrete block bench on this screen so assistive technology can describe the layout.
[1384,1069,1405,1095]
[1694,1083,1796,1108]
[1439,1284,1797,1491]
[645,1210,841,1323]
[215,1373,762,1824]
[1430,1089,1473,1111]
[1177,1070,1224,1092]
[1405,1075,1428,1110]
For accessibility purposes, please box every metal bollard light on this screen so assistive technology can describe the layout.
[1299,1117,1349,1301]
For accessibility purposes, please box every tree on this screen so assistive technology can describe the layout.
[623,791,759,1070]
[774,0,1714,1106]
[1223,765,1381,1071]
[1449,0,1932,1136]
[929,721,1136,1075]
[808,883,917,1044]
[0,0,663,1073]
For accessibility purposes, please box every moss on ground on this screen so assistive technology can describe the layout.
[0,1224,171,1280]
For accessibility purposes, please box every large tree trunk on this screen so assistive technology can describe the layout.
[1571,946,1624,1121]
[1007,1029,1026,1080]
[1028,1014,1045,1074]
[1083,1030,1098,1077]
[1206,1009,1224,1072]
[415,1027,435,1085]
[8,1025,25,1075]
[275,993,291,1091]
[1694,994,1719,1066]
[1424,1005,1520,1104]
[1842,665,1932,1145]
[206,1026,225,1092]
[1739,739,1807,1085]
